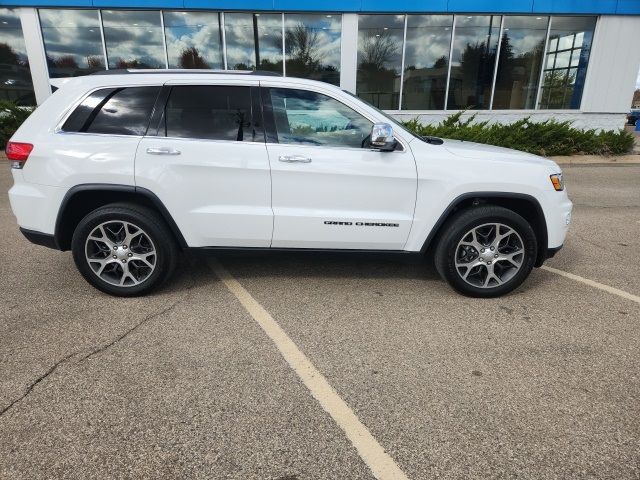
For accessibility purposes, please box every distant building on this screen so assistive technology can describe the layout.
[1,1,639,129]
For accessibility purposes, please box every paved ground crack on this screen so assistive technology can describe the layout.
[0,273,197,419]
[0,351,77,418]
[78,303,177,362]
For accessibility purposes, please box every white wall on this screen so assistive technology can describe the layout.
[581,15,640,114]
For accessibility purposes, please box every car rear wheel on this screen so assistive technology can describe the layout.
[71,203,177,296]
[434,206,537,297]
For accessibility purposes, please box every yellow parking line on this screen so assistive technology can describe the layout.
[542,265,640,305]
[210,259,410,480]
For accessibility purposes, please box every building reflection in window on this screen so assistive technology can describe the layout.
[538,16,596,109]
[401,15,453,110]
[163,11,223,69]
[447,15,500,110]
[224,13,282,72]
[0,9,35,105]
[39,9,104,78]
[492,15,549,109]
[284,14,341,86]
[357,14,404,110]
[102,10,165,69]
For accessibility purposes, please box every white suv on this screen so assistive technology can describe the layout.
[7,70,572,298]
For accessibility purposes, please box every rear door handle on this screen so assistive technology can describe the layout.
[146,147,181,155]
[278,155,312,163]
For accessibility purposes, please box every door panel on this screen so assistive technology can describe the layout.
[263,86,417,250]
[268,144,416,249]
[135,84,272,248]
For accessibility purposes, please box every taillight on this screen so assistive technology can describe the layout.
[5,142,33,169]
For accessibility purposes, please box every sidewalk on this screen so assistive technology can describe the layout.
[551,154,640,165]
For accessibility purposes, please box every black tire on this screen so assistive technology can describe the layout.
[434,205,537,298]
[71,203,178,297]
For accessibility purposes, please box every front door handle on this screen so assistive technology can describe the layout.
[278,155,312,163]
[146,147,181,155]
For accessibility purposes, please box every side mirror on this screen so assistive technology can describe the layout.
[370,123,397,152]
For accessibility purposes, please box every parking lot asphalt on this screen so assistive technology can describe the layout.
[1,164,639,479]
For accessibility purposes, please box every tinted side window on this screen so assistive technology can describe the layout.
[268,88,372,148]
[163,86,258,142]
[62,86,160,136]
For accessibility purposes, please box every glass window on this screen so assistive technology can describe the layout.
[447,15,500,110]
[284,14,341,85]
[492,16,549,109]
[163,11,223,69]
[63,87,160,135]
[39,9,104,78]
[61,88,115,132]
[224,13,282,72]
[538,16,596,109]
[402,15,453,110]
[0,9,35,105]
[268,88,372,148]
[102,10,165,69]
[164,86,257,142]
[356,15,404,110]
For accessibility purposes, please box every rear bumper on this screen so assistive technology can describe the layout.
[19,228,60,250]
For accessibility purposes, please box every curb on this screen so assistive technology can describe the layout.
[551,154,640,165]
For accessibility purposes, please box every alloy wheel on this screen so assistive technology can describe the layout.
[454,223,524,288]
[85,220,157,287]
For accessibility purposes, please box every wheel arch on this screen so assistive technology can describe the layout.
[55,184,187,251]
[420,192,549,267]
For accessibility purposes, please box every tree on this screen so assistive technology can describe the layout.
[115,59,148,69]
[53,55,78,69]
[359,31,398,70]
[285,24,321,71]
[86,55,104,70]
[179,47,209,69]
[0,43,19,66]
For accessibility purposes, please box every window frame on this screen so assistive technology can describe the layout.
[260,85,406,152]
[56,84,163,137]
[148,82,265,143]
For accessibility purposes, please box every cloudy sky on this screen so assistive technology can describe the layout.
[637,67,640,89]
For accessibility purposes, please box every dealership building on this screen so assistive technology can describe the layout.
[1,0,639,129]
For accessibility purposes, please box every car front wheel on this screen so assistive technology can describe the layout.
[434,206,537,297]
[71,203,177,296]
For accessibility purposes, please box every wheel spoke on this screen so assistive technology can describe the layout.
[124,222,143,247]
[130,251,155,268]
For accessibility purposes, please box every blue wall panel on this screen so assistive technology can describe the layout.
[360,0,447,12]
[93,0,183,7]
[0,0,639,14]
[615,0,640,14]
[532,0,618,14]
[448,0,535,14]
[184,0,272,9]
[274,0,359,10]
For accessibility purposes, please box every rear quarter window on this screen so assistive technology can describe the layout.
[62,86,160,136]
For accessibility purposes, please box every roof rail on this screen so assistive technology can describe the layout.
[90,69,282,77]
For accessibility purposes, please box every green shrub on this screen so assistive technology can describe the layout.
[402,112,634,156]
[0,101,35,149]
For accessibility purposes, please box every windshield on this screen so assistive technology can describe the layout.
[342,90,422,141]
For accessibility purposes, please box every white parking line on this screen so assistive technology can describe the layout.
[210,259,410,480]
[542,265,640,305]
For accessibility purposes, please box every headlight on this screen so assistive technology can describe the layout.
[550,173,564,191]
